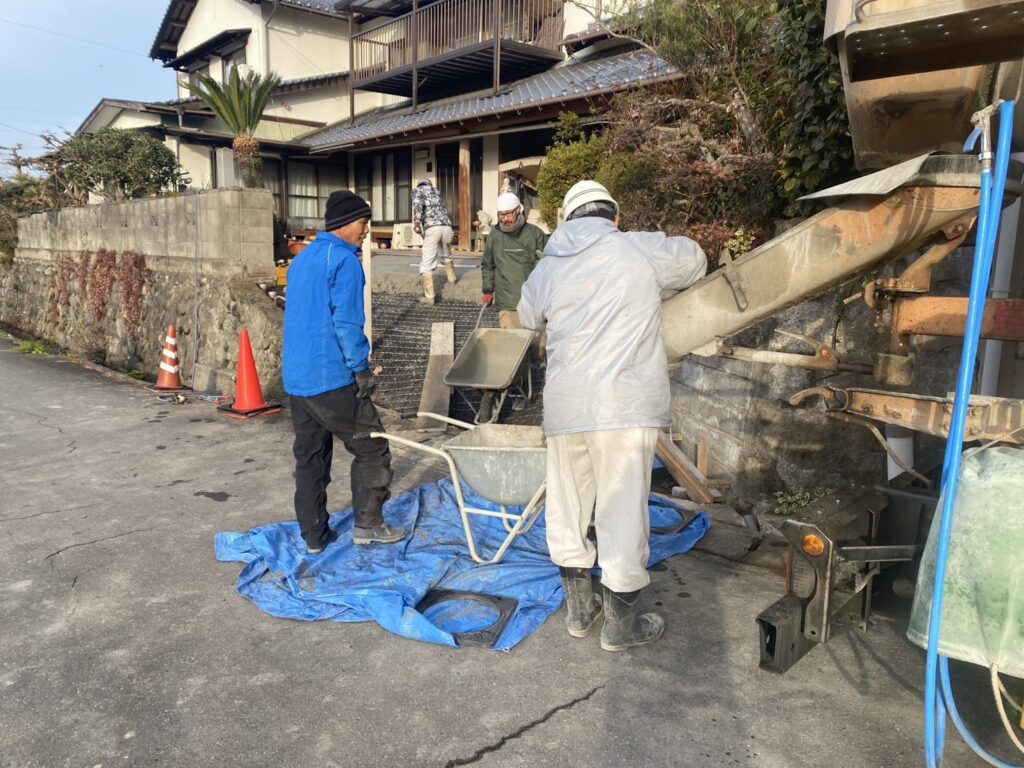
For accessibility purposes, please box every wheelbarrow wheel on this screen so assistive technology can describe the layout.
[477,391,496,423]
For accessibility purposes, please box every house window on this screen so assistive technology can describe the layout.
[222,47,247,81]
[188,63,210,89]
[287,163,318,219]
[353,149,411,225]
[261,158,283,218]
[318,166,347,217]
[286,162,350,224]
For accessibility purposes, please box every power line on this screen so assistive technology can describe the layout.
[0,120,42,138]
[0,17,149,58]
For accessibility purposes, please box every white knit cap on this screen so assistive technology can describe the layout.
[495,192,522,213]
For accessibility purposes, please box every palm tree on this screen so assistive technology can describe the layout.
[185,68,282,188]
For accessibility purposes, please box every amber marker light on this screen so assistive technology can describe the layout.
[800,534,826,557]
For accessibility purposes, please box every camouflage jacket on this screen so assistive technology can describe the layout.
[411,183,453,230]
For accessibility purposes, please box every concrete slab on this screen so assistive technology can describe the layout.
[0,334,1010,767]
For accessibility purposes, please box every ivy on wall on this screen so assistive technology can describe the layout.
[775,0,855,215]
[48,248,150,341]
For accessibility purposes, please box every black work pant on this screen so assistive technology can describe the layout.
[290,385,393,547]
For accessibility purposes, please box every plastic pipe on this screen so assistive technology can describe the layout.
[924,100,1019,768]
[941,657,1021,768]
[979,152,1024,395]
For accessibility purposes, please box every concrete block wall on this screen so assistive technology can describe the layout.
[1,188,283,396]
[14,188,276,278]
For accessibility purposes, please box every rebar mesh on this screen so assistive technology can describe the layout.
[371,293,544,425]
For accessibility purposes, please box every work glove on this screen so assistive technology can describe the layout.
[354,370,376,400]
[482,293,494,305]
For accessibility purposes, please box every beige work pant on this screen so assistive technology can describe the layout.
[545,427,658,593]
[419,225,453,274]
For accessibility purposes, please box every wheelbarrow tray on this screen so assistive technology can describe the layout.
[444,424,546,507]
[444,328,535,391]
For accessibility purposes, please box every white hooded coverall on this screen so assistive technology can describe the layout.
[517,217,707,592]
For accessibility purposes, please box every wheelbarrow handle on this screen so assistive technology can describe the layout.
[475,302,489,330]
[400,411,475,430]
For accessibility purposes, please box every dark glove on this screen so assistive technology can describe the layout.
[354,370,376,400]
[482,293,494,305]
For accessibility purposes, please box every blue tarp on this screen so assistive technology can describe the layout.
[216,479,710,650]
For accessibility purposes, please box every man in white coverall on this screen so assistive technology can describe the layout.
[517,180,707,651]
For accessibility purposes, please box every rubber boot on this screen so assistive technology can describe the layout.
[600,586,664,651]
[418,273,435,305]
[444,259,458,285]
[559,567,603,638]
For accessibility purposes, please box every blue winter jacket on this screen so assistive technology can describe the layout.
[282,231,370,397]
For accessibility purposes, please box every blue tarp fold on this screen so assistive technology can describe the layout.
[216,479,709,650]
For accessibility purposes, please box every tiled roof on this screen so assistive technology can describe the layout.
[302,49,678,149]
[151,0,345,60]
[276,0,347,13]
[156,71,349,107]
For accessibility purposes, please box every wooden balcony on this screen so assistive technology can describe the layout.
[351,0,564,100]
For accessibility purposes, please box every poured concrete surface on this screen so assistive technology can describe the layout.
[0,335,1005,767]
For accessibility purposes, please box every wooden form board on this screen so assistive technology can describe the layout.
[655,432,720,505]
[415,322,454,432]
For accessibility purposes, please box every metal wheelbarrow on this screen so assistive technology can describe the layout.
[444,306,536,424]
[366,412,546,564]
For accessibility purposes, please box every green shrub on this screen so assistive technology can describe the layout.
[536,115,606,229]
[775,0,855,213]
[16,340,53,355]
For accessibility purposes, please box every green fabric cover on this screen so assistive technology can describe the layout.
[908,445,1024,677]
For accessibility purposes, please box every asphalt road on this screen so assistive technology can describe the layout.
[0,334,1002,767]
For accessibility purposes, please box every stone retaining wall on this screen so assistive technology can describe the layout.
[670,251,974,505]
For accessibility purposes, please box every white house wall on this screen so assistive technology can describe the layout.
[563,0,616,37]
[107,112,162,131]
[175,0,261,98]
[481,135,500,215]
[264,5,348,80]
[265,86,345,127]
[175,140,216,189]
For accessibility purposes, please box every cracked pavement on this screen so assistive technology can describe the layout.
[0,335,999,767]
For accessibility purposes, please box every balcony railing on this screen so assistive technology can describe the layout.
[352,0,564,83]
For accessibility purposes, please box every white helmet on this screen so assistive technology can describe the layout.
[495,192,522,213]
[560,180,617,222]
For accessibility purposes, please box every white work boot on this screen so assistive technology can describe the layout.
[444,259,458,285]
[418,273,436,305]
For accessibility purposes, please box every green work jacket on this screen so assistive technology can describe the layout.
[481,221,549,312]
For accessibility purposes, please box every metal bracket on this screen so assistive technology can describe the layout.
[790,384,1024,445]
[719,248,749,312]
[718,330,873,374]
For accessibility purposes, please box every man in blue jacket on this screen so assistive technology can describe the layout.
[283,190,406,554]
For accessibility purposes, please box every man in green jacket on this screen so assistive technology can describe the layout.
[481,192,548,329]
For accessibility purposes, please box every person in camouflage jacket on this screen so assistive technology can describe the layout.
[411,179,455,304]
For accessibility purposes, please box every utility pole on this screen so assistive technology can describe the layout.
[0,144,26,175]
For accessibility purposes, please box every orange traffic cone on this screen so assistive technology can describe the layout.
[217,329,281,419]
[145,324,192,393]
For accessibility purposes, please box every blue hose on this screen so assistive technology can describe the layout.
[924,100,1019,768]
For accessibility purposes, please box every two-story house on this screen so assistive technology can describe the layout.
[77,0,680,244]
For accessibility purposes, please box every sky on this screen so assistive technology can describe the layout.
[0,0,176,165]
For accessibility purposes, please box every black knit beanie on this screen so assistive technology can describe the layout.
[324,190,372,231]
